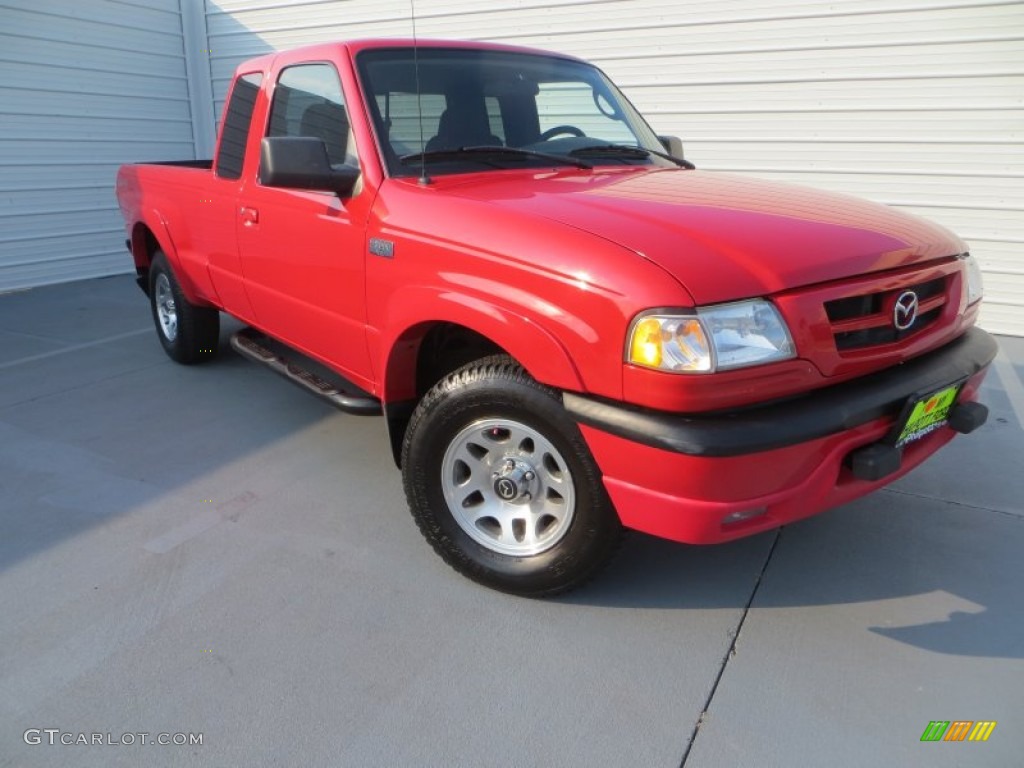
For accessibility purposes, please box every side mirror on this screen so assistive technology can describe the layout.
[259,137,358,196]
[658,135,685,161]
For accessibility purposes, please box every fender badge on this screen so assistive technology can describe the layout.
[369,238,395,258]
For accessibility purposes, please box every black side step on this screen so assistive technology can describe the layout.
[230,328,382,415]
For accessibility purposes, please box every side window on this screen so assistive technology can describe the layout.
[267,63,356,167]
[536,81,634,144]
[216,72,262,180]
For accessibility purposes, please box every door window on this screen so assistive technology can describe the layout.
[268,63,358,167]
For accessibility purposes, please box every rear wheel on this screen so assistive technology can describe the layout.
[149,251,219,364]
[402,355,621,597]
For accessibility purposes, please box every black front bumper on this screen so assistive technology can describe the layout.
[564,327,997,458]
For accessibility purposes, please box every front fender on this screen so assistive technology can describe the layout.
[375,284,585,403]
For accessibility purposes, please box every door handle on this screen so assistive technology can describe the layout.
[240,206,259,226]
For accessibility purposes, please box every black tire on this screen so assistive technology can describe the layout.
[402,355,622,597]
[148,251,220,364]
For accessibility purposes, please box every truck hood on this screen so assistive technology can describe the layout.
[445,169,964,304]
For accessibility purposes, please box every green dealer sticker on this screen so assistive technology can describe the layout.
[895,384,961,448]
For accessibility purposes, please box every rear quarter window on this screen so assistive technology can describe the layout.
[216,72,263,180]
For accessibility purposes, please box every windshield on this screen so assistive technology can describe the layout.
[356,47,677,177]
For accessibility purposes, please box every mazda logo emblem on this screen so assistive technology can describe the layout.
[893,290,919,331]
[495,478,517,500]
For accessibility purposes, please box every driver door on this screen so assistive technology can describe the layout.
[236,61,373,385]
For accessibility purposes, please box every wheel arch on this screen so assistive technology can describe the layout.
[128,222,162,294]
[379,306,585,468]
[128,214,203,302]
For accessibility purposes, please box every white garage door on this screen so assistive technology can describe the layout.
[213,1,1024,335]
[0,0,197,292]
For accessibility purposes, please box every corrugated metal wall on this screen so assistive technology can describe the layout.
[2,1,1019,335]
[0,0,195,291]
[206,0,1023,335]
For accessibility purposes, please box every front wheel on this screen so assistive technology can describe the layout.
[402,355,621,597]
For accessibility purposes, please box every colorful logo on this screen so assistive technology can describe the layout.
[920,721,997,742]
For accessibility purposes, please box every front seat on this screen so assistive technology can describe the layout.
[300,102,350,166]
[425,103,502,152]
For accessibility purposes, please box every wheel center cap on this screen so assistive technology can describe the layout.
[492,459,534,503]
[495,477,519,500]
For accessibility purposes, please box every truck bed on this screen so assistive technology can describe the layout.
[115,159,225,309]
[138,159,213,169]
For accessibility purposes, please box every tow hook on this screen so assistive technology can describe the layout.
[848,401,988,482]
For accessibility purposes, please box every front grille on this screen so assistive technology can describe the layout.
[825,276,948,352]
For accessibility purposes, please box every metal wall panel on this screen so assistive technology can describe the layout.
[203,0,1022,334]
[7,0,1016,334]
[0,0,195,291]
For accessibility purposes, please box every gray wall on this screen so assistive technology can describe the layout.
[2,0,1021,335]
[206,0,1024,335]
[0,0,195,291]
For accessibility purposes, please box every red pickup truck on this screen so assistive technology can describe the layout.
[117,39,996,596]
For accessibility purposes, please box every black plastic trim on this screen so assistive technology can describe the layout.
[140,159,213,169]
[230,328,381,415]
[563,327,998,457]
[849,443,902,481]
[948,401,988,435]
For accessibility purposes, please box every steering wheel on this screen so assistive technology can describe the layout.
[540,125,586,141]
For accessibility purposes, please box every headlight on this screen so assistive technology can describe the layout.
[962,253,983,306]
[627,300,795,373]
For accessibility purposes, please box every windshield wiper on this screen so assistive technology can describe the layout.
[400,146,592,170]
[569,144,696,169]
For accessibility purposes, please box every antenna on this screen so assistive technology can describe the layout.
[410,0,430,185]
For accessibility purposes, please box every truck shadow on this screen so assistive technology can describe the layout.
[2,278,1020,664]
[0,277,332,570]
[559,372,1024,660]
[563,486,1023,659]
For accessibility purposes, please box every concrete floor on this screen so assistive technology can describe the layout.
[1,275,1021,768]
